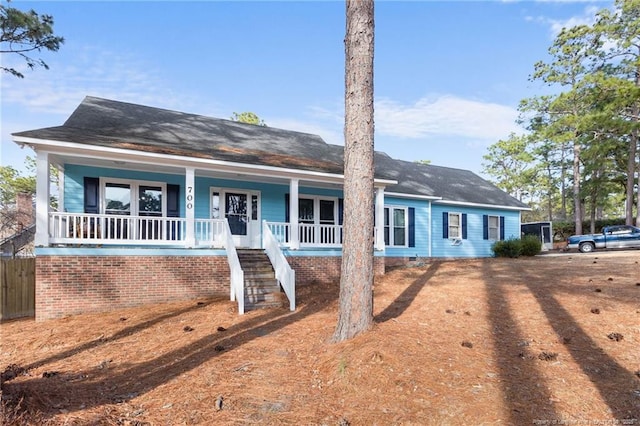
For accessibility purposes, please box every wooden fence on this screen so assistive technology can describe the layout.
[1,257,35,320]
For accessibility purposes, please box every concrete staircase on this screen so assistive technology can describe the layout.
[236,249,286,311]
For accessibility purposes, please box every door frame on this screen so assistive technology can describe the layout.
[210,187,261,248]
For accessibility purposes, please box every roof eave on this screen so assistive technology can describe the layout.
[13,135,397,187]
[433,199,531,211]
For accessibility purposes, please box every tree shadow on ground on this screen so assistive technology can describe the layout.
[523,279,640,419]
[374,262,441,323]
[481,260,560,424]
[2,286,339,421]
[20,298,226,372]
[483,258,640,421]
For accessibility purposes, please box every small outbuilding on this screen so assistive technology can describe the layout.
[521,221,553,251]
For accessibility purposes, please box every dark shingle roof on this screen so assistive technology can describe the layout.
[14,96,346,174]
[14,96,528,209]
[375,154,529,208]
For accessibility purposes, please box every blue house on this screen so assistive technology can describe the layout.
[12,97,529,320]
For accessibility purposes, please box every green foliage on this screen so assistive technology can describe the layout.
[414,159,431,165]
[520,235,542,256]
[491,236,542,258]
[484,0,640,228]
[553,217,634,238]
[0,1,64,78]
[491,238,522,258]
[230,112,266,126]
[0,165,36,206]
[482,133,536,201]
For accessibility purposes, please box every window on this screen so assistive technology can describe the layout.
[299,198,315,224]
[138,185,163,217]
[319,200,335,225]
[290,195,340,245]
[211,192,220,219]
[100,178,167,240]
[483,214,504,241]
[105,183,131,215]
[488,215,499,240]
[384,206,407,247]
[448,212,462,239]
[101,179,166,216]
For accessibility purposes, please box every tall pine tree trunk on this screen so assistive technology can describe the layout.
[573,139,583,235]
[632,68,640,225]
[626,124,637,225]
[333,0,375,343]
[560,143,568,220]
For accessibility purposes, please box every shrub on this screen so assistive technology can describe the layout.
[491,238,521,258]
[520,235,542,256]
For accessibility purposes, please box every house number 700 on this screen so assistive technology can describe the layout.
[186,186,193,209]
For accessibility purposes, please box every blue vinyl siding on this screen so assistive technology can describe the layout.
[383,197,430,258]
[64,165,341,222]
[64,164,183,213]
[431,204,520,258]
[63,164,521,258]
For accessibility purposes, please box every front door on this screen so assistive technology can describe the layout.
[212,189,260,248]
[225,192,249,247]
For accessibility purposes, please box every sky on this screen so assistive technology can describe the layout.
[0,0,610,179]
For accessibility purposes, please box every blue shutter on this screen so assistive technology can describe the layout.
[167,184,180,217]
[483,215,489,240]
[442,212,449,238]
[338,198,344,225]
[408,207,415,247]
[500,216,505,240]
[462,213,468,239]
[84,177,99,214]
[284,194,290,222]
[166,184,180,240]
[284,194,290,241]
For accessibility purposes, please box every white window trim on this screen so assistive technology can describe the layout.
[488,214,500,241]
[448,212,462,240]
[99,177,167,216]
[384,205,408,248]
[298,194,339,226]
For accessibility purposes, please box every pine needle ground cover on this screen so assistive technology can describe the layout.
[1,251,639,425]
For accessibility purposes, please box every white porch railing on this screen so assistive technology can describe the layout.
[263,220,295,311]
[223,219,245,315]
[48,212,226,247]
[265,221,344,248]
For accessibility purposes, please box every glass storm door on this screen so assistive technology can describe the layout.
[225,192,249,247]
[212,189,260,248]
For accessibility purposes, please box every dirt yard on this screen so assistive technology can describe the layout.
[1,251,639,425]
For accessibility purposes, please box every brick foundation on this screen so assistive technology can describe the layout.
[287,256,385,284]
[35,254,388,321]
[36,255,230,321]
[385,257,429,269]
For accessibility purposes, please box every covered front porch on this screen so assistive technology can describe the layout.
[28,148,391,318]
[33,151,390,251]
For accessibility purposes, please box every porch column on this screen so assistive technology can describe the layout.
[35,151,50,247]
[290,178,299,250]
[374,186,385,251]
[185,167,195,248]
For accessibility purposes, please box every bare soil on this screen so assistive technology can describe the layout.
[1,251,640,425]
